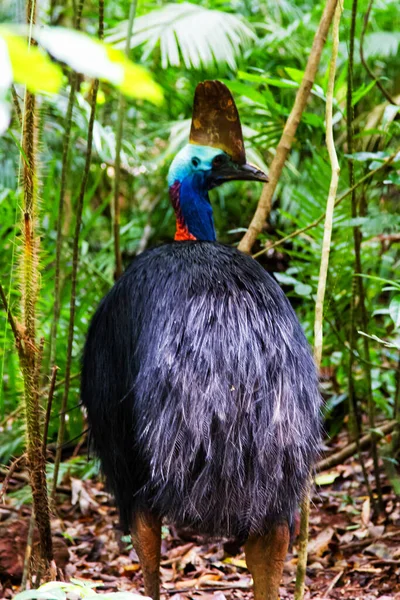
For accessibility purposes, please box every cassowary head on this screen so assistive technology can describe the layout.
[168,81,268,242]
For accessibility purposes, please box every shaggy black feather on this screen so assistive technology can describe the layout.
[81,241,321,538]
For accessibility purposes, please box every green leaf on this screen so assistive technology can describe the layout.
[346,151,388,162]
[34,28,163,104]
[0,35,12,92]
[294,282,312,296]
[389,295,400,329]
[12,591,60,600]
[388,171,400,185]
[274,272,298,286]
[107,3,255,71]
[284,67,304,83]
[1,30,62,94]
[351,80,376,107]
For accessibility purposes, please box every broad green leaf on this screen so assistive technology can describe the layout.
[274,272,298,286]
[294,282,312,296]
[1,30,62,94]
[0,36,12,92]
[34,28,163,104]
[389,295,400,329]
[12,591,60,600]
[388,171,400,185]
[0,101,10,135]
[0,36,11,134]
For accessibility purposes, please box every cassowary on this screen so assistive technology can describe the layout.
[81,81,321,600]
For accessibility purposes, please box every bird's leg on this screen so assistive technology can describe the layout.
[244,522,289,600]
[131,511,162,600]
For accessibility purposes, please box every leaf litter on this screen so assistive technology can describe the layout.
[1,442,400,599]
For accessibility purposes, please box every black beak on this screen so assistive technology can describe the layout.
[208,161,269,188]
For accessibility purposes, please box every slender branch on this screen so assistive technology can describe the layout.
[360,0,397,106]
[21,513,35,590]
[0,454,26,502]
[52,0,103,496]
[0,282,21,348]
[238,0,339,254]
[317,420,396,472]
[11,85,23,126]
[49,0,85,368]
[113,0,138,279]
[347,276,374,504]
[313,9,341,368]
[347,0,383,511]
[42,366,58,456]
[252,152,398,259]
[295,4,342,598]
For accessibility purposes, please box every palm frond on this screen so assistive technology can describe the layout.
[107,2,255,70]
[363,31,400,58]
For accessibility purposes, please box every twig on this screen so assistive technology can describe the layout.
[113,0,138,279]
[0,466,72,495]
[0,404,23,427]
[164,583,252,594]
[238,0,339,254]
[317,420,396,472]
[341,529,400,551]
[21,513,35,590]
[295,4,342,598]
[52,0,103,497]
[323,570,344,598]
[11,85,23,126]
[0,282,21,349]
[347,0,383,511]
[42,366,58,456]
[252,153,398,259]
[347,277,374,505]
[54,371,80,389]
[360,0,397,105]
[49,0,85,369]
[0,454,26,502]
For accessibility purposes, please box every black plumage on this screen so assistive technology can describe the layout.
[82,241,321,539]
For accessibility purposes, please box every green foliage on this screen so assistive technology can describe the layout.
[0,24,162,133]
[107,2,255,70]
[13,578,144,600]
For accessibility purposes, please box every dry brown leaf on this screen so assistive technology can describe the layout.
[307,526,335,557]
[361,497,371,527]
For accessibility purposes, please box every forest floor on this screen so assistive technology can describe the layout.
[1,431,400,600]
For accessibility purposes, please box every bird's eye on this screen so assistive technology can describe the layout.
[212,154,225,168]
[192,157,200,167]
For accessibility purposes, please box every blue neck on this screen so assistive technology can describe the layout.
[173,175,216,242]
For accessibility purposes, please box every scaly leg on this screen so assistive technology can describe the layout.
[131,511,162,600]
[244,522,290,600]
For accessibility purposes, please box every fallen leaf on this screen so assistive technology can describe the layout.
[223,557,247,569]
[315,471,340,486]
[365,542,394,560]
[307,527,335,557]
[361,497,371,527]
